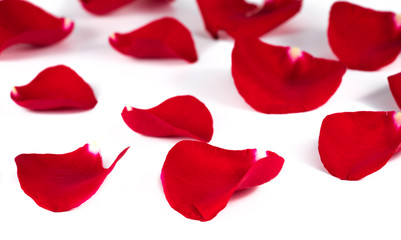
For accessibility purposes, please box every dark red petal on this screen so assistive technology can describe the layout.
[388,72,401,109]
[109,17,197,63]
[196,0,302,39]
[11,65,97,111]
[15,144,130,212]
[79,0,135,15]
[318,111,401,180]
[232,38,346,114]
[328,1,401,71]
[161,140,284,221]
[122,95,213,142]
[0,0,73,54]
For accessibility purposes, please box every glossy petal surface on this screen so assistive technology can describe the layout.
[11,65,97,111]
[328,1,401,70]
[232,38,346,114]
[319,111,401,180]
[0,0,73,54]
[388,72,401,109]
[122,95,213,142]
[161,140,284,221]
[196,0,302,39]
[109,17,197,63]
[15,144,129,212]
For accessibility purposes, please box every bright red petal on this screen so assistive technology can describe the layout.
[15,144,129,212]
[318,111,401,180]
[11,65,97,111]
[328,1,401,71]
[109,17,198,63]
[79,0,135,15]
[388,72,401,109]
[232,38,346,114]
[122,95,213,142]
[161,140,284,221]
[196,0,302,39]
[0,0,73,54]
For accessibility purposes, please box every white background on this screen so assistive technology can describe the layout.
[0,0,401,239]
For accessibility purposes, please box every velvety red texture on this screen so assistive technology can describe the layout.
[109,17,197,63]
[232,38,346,114]
[122,95,213,142]
[79,0,172,15]
[15,144,130,212]
[388,72,401,109]
[11,65,97,111]
[328,1,401,71]
[161,140,284,221]
[0,0,73,54]
[319,111,401,180]
[196,0,302,39]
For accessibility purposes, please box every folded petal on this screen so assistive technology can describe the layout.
[122,95,213,142]
[328,1,401,71]
[0,0,73,54]
[161,140,284,221]
[196,0,302,39]
[388,72,401,109]
[109,17,197,63]
[232,38,346,114]
[11,65,97,111]
[15,144,130,212]
[318,111,401,180]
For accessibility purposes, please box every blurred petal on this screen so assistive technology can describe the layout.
[388,72,401,109]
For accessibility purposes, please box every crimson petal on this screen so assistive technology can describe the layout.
[109,17,198,63]
[11,65,97,111]
[318,111,401,180]
[0,0,73,54]
[161,140,284,221]
[232,38,346,114]
[79,0,135,15]
[328,1,401,71]
[196,0,302,39]
[122,95,213,142]
[15,144,129,212]
[388,72,401,109]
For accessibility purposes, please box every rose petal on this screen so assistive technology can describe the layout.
[122,95,213,142]
[161,140,284,221]
[328,1,401,71]
[232,38,346,114]
[79,0,135,15]
[109,17,198,63]
[318,111,401,180]
[196,0,302,39]
[0,0,73,54]
[11,65,97,111]
[15,144,129,212]
[388,72,401,109]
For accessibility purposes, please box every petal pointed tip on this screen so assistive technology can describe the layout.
[394,112,401,128]
[394,13,401,28]
[109,33,117,42]
[63,18,73,30]
[88,142,101,155]
[125,105,133,111]
[288,46,303,62]
[11,87,18,96]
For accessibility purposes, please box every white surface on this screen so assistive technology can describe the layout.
[0,0,401,239]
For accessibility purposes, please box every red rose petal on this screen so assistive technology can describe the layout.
[196,0,302,39]
[79,0,135,15]
[388,72,401,109]
[109,17,198,63]
[11,65,97,111]
[232,38,346,114]
[161,140,284,221]
[0,0,73,54]
[122,95,213,142]
[328,1,401,71]
[15,144,130,212]
[318,111,401,180]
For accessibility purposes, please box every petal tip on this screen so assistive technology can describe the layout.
[88,142,101,155]
[63,18,73,31]
[394,13,401,28]
[109,33,117,42]
[394,112,401,128]
[125,105,133,111]
[11,87,18,97]
[288,46,303,62]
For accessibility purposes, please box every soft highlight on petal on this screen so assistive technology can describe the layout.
[388,72,401,110]
[15,144,130,212]
[328,1,401,71]
[232,38,346,114]
[109,17,198,63]
[318,111,401,180]
[11,65,97,111]
[0,0,73,54]
[196,0,302,39]
[122,95,213,142]
[161,140,284,221]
